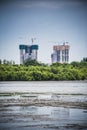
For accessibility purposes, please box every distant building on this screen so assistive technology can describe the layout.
[19,44,39,64]
[51,42,70,63]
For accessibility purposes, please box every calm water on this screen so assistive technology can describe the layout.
[0,81,87,94]
[0,106,87,130]
[0,81,87,130]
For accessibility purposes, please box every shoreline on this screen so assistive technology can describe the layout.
[0,94,87,109]
[0,101,87,109]
[0,80,87,82]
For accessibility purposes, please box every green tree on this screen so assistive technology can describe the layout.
[71,61,80,67]
[0,59,2,64]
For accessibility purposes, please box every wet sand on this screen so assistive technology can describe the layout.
[0,93,87,130]
[0,93,87,109]
[0,81,87,130]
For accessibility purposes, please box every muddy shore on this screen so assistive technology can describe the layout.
[0,93,87,109]
[0,81,87,130]
[0,98,87,109]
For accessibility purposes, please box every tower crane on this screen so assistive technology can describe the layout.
[31,38,36,45]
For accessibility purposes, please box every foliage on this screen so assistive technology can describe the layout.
[24,59,47,66]
[0,61,87,81]
[0,59,15,65]
[81,57,87,62]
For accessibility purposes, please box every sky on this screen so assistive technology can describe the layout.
[0,0,87,64]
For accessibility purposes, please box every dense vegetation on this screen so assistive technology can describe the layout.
[0,59,87,81]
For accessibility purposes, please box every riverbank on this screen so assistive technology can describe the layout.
[0,93,87,109]
[0,92,87,130]
[0,81,87,130]
[0,81,87,108]
[0,61,87,81]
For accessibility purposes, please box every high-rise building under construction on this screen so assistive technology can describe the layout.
[19,44,38,64]
[51,42,70,63]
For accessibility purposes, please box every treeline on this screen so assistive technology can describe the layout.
[0,59,15,65]
[0,60,87,81]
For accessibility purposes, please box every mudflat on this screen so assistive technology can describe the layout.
[0,81,87,130]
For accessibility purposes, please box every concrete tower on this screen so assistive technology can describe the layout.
[19,44,38,64]
[51,42,70,63]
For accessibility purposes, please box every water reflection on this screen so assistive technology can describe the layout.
[51,107,70,119]
[20,106,38,115]
[0,106,87,130]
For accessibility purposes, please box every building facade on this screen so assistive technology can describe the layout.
[51,43,70,63]
[19,44,38,64]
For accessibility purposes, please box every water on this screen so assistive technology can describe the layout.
[0,81,87,94]
[0,106,87,130]
[0,81,87,130]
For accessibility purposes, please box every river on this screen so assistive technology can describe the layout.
[0,81,87,130]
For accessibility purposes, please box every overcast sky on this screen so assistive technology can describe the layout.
[0,0,87,64]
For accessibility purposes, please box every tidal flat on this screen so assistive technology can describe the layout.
[0,81,87,130]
